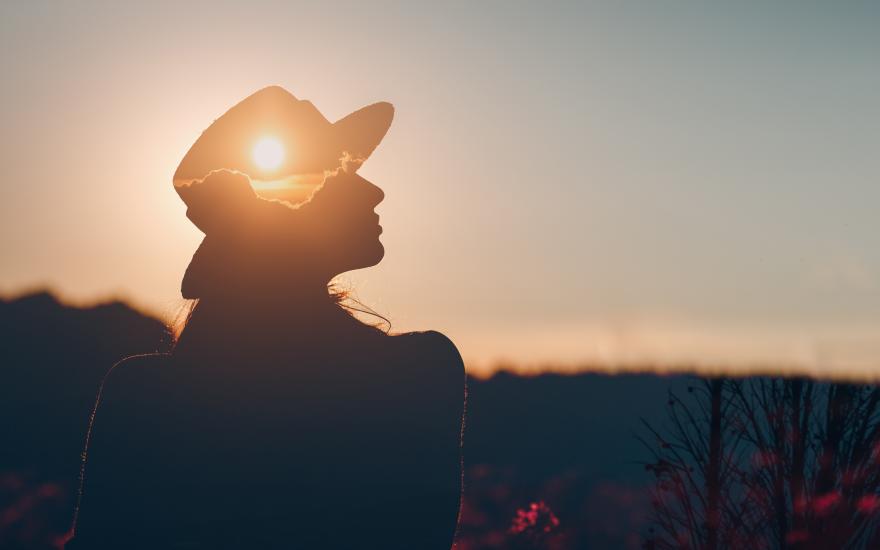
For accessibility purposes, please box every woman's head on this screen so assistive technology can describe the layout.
[174,86,394,302]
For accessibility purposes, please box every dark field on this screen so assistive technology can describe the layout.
[4,292,878,549]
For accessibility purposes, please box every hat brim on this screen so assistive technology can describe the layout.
[173,86,393,205]
[329,101,395,167]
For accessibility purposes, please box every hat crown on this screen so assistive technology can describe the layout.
[173,86,393,231]
[174,86,340,186]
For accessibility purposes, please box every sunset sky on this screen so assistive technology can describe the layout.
[2,2,879,376]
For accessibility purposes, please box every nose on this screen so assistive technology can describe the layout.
[364,178,384,209]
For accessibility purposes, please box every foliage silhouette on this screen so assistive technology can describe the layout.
[642,377,880,549]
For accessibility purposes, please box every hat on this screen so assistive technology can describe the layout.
[174,86,394,218]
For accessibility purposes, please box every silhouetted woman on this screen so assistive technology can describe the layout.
[68,87,466,549]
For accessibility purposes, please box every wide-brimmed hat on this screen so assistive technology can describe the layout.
[174,86,394,217]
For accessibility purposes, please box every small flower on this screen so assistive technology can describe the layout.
[857,494,880,514]
[510,500,560,538]
[813,491,842,517]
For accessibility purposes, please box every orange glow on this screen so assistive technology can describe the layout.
[252,137,284,172]
[249,173,325,204]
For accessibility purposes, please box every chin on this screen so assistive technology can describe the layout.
[341,240,384,273]
[363,240,385,267]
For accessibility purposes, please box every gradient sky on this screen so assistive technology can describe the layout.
[2,2,879,376]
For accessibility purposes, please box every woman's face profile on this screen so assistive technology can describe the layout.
[300,170,386,278]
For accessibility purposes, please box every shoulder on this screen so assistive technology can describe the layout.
[92,353,174,426]
[99,353,172,401]
[394,329,462,362]
[390,330,466,385]
[73,354,175,545]
[104,353,171,380]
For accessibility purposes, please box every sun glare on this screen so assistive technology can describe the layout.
[252,137,284,172]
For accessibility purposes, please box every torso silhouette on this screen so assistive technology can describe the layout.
[69,295,465,549]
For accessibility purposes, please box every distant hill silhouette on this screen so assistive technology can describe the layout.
[0,290,686,549]
[0,291,170,549]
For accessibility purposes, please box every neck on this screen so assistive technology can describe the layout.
[215,279,339,318]
[177,281,357,359]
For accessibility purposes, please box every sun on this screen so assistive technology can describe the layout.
[252,137,284,172]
